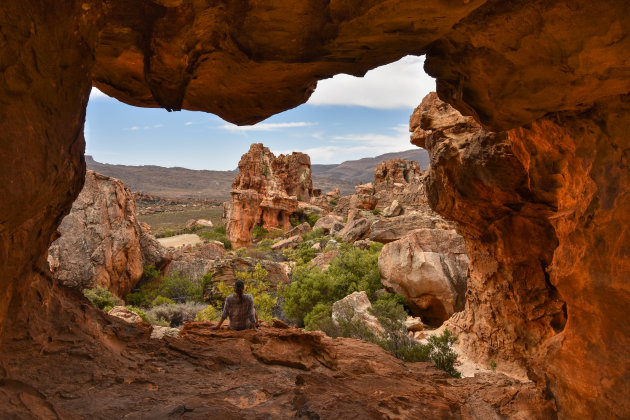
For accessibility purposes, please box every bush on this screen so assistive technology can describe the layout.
[126,272,204,307]
[302,227,326,242]
[126,305,150,322]
[258,238,274,252]
[84,287,124,310]
[304,303,333,331]
[282,242,384,324]
[372,208,381,215]
[290,211,320,227]
[197,227,231,249]
[195,304,219,322]
[252,225,268,239]
[147,302,207,327]
[282,242,318,265]
[152,296,175,306]
[427,329,461,378]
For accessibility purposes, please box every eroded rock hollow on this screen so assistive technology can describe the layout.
[1,0,628,418]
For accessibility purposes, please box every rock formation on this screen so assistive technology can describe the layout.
[332,291,385,337]
[224,143,313,248]
[1,1,629,418]
[412,92,630,417]
[48,171,170,297]
[379,229,469,326]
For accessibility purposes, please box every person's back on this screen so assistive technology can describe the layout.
[222,292,255,330]
[212,280,258,330]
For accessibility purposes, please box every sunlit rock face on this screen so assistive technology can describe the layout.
[48,171,170,297]
[1,0,629,418]
[413,92,630,419]
[225,143,313,248]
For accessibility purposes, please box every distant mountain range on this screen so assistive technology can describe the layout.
[85,148,429,199]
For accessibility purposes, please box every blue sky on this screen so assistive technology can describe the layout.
[85,55,435,170]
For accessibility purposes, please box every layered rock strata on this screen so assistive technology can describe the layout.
[48,171,170,297]
[224,143,313,248]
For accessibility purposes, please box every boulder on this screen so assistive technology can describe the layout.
[312,215,344,235]
[338,218,371,243]
[405,317,424,332]
[332,291,384,337]
[374,159,422,191]
[108,306,143,324]
[309,250,339,271]
[378,229,469,326]
[283,222,311,239]
[151,326,181,339]
[369,212,452,244]
[381,200,402,217]
[271,235,303,251]
[48,171,170,297]
[297,202,326,216]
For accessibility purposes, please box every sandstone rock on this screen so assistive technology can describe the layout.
[405,317,424,332]
[379,229,468,326]
[353,239,373,250]
[224,144,313,248]
[283,222,310,239]
[369,211,452,244]
[309,250,339,271]
[312,215,344,235]
[381,200,402,217]
[48,171,170,297]
[196,219,214,228]
[271,235,303,251]
[297,202,326,216]
[151,325,181,339]
[108,306,143,324]
[332,291,384,337]
[167,243,228,281]
[326,188,341,201]
[338,218,371,243]
[374,159,422,191]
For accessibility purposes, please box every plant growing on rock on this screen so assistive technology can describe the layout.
[83,286,124,311]
[147,302,207,327]
[126,272,205,307]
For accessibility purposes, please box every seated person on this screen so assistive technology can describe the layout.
[211,280,258,330]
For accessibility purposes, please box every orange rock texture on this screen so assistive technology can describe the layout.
[224,143,313,248]
[412,92,630,419]
[1,1,629,418]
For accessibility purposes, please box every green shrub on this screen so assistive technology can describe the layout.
[427,329,461,378]
[143,265,161,281]
[195,304,219,322]
[252,225,268,239]
[282,242,318,265]
[162,230,176,238]
[261,165,269,177]
[290,211,320,227]
[282,242,384,324]
[83,287,123,310]
[147,302,207,327]
[305,214,319,227]
[152,296,175,306]
[197,228,231,250]
[126,305,150,322]
[126,272,204,307]
[304,303,333,331]
[372,208,381,215]
[257,238,274,252]
[302,227,326,242]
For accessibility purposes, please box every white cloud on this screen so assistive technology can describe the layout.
[307,55,434,109]
[274,126,413,163]
[221,121,317,131]
[89,87,110,100]
[184,121,194,126]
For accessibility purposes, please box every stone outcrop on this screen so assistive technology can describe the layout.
[369,211,454,244]
[338,218,371,243]
[108,306,143,324]
[374,159,422,190]
[312,214,345,235]
[2,1,630,418]
[379,229,469,326]
[48,171,170,297]
[332,291,385,337]
[224,144,313,248]
[413,92,630,418]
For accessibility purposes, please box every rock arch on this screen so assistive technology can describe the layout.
[0,1,628,418]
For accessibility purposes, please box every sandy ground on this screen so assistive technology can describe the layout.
[157,233,203,248]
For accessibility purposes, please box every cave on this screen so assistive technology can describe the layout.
[1,0,628,418]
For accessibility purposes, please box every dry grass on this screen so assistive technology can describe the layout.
[139,206,224,236]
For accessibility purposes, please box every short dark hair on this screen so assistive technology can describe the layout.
[235,280,245,291]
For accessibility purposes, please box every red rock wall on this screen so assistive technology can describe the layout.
[413,93,630,418]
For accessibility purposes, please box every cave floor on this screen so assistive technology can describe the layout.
[0,321,556,419]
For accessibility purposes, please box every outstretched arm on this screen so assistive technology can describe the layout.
[211,297,230,329]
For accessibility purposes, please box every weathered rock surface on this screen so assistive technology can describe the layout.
[338,218,371,243]
[108,306,143,324]
[309,250,339,271]
[312,214,345,235]
[379,229,469,326]
[374,159,422,190]
[2,1,630,418]
[167,242,228,281]
[48,171,170,297]
[224,144,313,248]
[369,211,454,244]
[332,291,385,337]
[271,235,302,251]
[415,92,630,418]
